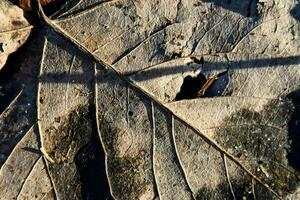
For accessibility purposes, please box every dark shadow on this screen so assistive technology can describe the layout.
[43,0,71,16]
[194,171,278,200]
[175,69,229,100]
[0,28,36,113]
[287,89,300,171]
[202,0,259,18]
[0,29,42,166]
[195,179,257,200]
[21,147,41,155]
[22,30,112,199]
[75,104,113,200]
[291,3,300,21]
[175,73,207,100]
[38,55,300,84]
[128,55,300,82]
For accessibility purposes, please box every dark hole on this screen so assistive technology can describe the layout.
[39,97,44,104]
[291,4,300,21]
[175,70,229,101]
[175,73,207,101]
[75,104,112,200]
[287,89,300,171]
[128,111,134,116]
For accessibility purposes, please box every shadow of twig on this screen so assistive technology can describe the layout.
[202,0,259,18]
[39,55,300,83]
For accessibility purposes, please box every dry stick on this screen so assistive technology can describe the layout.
[36,1,283,199]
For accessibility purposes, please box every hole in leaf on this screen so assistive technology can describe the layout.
[175,70,229,101]
[128,111,134,116]
[175,73,207,101]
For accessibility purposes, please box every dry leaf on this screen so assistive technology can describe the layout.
[0,0,300,199]
[0,0,32,70]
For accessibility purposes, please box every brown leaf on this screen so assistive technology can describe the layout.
[1,0,300,199]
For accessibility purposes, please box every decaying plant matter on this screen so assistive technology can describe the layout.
[0,0,300,199]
